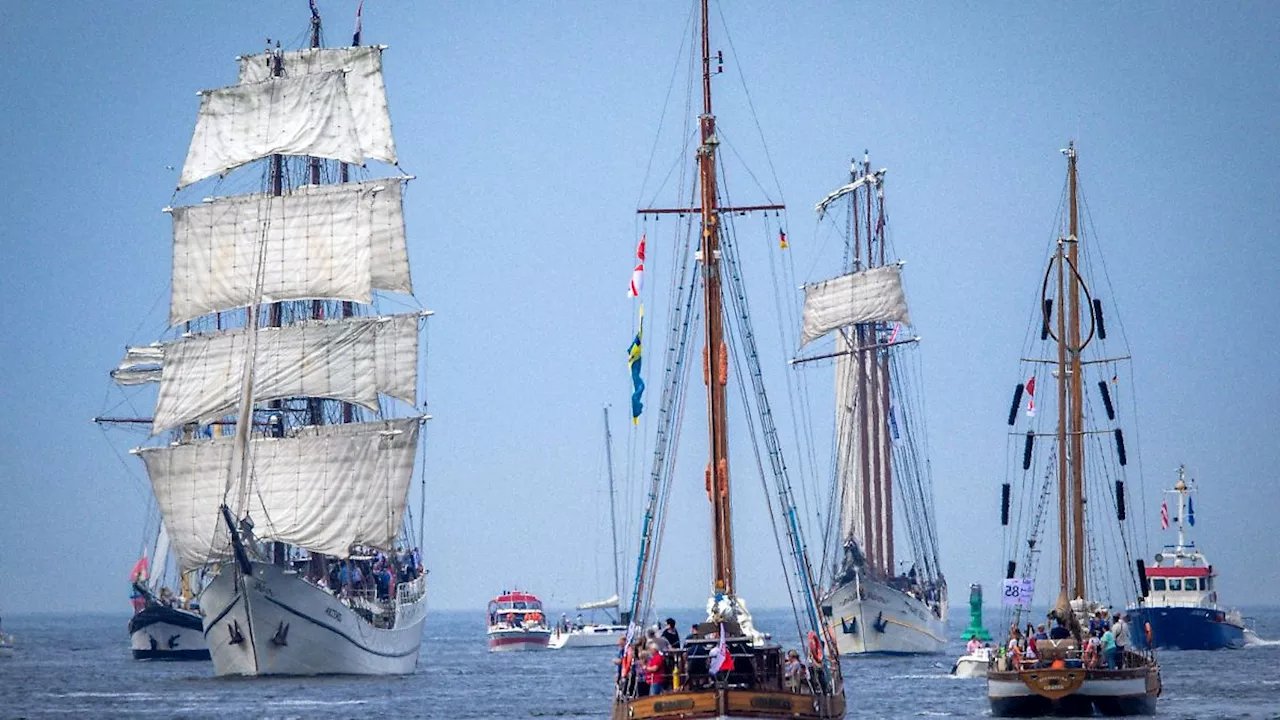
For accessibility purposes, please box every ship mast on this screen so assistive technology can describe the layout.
[697,0,735,598]
[1054,142,1087,602]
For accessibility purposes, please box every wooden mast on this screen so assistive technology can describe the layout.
[1054,169,1070,601]
[1066,143,1087,600]
[853,159,875,575]
[698,0,734,597]
[877,180,893,574]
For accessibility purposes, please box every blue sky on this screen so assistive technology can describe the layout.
[1,1,1277,620]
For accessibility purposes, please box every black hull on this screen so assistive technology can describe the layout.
[132,647,211,661]
[991,694,1157,717]
[128,605,204,635]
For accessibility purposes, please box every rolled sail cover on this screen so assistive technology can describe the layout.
[168,180,412,326]
[179,71,364,188]
[139,417,420,571]
[800,265,912,347]
[151,314,418,434]
[237,46,397,168]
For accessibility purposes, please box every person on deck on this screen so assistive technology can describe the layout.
[1101,625,1118,669]
[784,650,805,693]
[966,636,983,654]
[644,641,666,695]
[1112,613,1129,667]
[662,617,681,649]
[1048,617,1071,640]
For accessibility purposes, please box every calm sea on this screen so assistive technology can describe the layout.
[0,607,1276,718]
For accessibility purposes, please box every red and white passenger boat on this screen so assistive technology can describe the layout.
[486,590,551,652]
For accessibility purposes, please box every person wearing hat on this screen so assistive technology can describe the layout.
[1111,613,1129,668]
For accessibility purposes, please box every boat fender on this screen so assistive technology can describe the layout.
[1001,483,1011,526]
[1098,380,1115,420]
[271,621,289,647]
[1115,480,1126,521]
[1007,384,1024,426]
[1135,559,1150,597]
[1114,428,1128,466]
[1093,299,1107,339]
[873,612,887,634]
[1022,431,1034,470]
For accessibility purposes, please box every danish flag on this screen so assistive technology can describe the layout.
[1025,376,1036,417]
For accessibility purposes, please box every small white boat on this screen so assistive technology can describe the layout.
[0,633,14,659]
[487,591,551,652]
[549,594,627,649]
[952,646,991,678]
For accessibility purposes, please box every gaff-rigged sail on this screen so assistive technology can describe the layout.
[149,314,419,433]
[140,417,420,571]
[168,179,412,326]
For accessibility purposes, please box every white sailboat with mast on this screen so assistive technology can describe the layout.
[550,406,629,649]
[797,154,947,655]
[102,5,430,676]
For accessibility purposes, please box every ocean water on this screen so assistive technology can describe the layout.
[0,607,1276,719]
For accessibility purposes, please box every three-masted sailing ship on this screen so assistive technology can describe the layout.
[612,2,844,718]
[987,144,1160,715]
[798,155,947,655]
[100,6,430,676]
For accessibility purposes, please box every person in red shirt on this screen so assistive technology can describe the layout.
[645,642,666,695]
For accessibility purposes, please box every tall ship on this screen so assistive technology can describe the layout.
[610,2,844,718]
[798,155,947,655]
[986,144,1160,715]
[99,5,430,676]
[1127,466,1246,650]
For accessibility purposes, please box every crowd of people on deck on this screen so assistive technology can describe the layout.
[613,617,824,698]
[298,545,424,608]
[997,609,1135,671]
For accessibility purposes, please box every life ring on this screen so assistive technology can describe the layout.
[807,630,824,664]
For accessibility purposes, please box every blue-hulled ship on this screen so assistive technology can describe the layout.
[1128,466,1246,651]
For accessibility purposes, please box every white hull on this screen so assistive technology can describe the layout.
[548,624,626,649]
[202,561,426,676]
[951,648,991,678]
[823,577,947,655]
[487,626,550,652]
[130,621,208,660]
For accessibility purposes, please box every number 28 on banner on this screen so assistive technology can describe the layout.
[1001,578,1034,607]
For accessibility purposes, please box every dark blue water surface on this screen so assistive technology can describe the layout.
[0,607,1276,719]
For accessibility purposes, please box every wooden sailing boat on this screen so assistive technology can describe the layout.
[126,518,211,661]
[798,155,947,655]
[612,2,844,718]
[986,144,1161,715]
[99,5,430,676]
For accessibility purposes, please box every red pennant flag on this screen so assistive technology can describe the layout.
[628,234,646,298]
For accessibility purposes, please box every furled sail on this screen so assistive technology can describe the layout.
[151,314,419,433]
[168,180,412,325]
[112,344,165,386]
[236,46,398,168]
[179,71,365,188]
[140,417,421,571]
[800,265,911,347]
[834,343,892,566]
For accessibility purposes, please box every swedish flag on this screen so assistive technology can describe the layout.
[628,306,645,424]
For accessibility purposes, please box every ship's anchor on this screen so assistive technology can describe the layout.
[271,621,290,647]
[873,612,888,633]
[841,617,858,635]
[228,620,245,645]
[167,634,181,649]
[148,635,159,651]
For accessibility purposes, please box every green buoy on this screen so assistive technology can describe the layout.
[960,583,991,641]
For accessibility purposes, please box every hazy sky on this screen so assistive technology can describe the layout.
[1,1,1277,620]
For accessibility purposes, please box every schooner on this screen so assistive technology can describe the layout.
[798,154,947,655]
[611,1,845,718]
[100,6,430,676]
